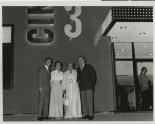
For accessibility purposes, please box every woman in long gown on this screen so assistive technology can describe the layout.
[49,61,64,119]
[63,62,82,119]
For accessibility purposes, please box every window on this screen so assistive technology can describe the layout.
[114,43,132,59]
[116,61,134,85]
[3,26,12,43]
[134,43,153,59]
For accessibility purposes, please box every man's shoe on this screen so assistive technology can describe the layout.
[82,116,88,119]
[88,116,94,120]
[44,117,50,120]
[37,117,43,121]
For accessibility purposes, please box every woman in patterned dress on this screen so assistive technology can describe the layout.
[49,61,64,119]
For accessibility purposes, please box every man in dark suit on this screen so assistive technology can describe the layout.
[38,57,53,121]
[77,56,96,120]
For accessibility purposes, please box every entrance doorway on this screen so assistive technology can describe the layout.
[115,61,136,111]
[113,42,153,112]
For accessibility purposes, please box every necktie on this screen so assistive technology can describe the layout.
[80,66,83,71]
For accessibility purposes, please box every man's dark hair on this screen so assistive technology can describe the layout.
[44,57,53,63]
[78,55,86,63]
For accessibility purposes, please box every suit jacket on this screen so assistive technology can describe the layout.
[77,64,96,91]
[38,65,51,91]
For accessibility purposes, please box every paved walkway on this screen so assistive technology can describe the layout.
[3,111,153,121]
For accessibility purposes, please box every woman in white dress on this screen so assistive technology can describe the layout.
[49,61,64,119]
[63,61,82,119]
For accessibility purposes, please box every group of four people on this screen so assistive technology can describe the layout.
[38,56,96,120]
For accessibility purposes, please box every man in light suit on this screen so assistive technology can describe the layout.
[37,57,53,121]
[77,56,96,120]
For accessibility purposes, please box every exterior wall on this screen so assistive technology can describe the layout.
[3,6,115,114]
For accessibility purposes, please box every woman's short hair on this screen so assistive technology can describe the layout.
[54,61,63,67]
[68,61,75,69]
[141,67,147,72]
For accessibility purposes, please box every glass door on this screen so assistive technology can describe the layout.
[115,61,136,111]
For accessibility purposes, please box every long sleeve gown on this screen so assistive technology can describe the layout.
[49,70,64,118]
[63,69,82,118]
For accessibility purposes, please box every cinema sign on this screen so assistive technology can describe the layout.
[26,6,82,45]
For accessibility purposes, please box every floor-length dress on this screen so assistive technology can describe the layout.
[49,70,64,118]
[63,69,82,118]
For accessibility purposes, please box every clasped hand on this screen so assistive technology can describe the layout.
[63,89,67,98]
[63,89,67,94]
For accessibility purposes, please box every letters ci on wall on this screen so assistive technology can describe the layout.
[27,6,82,44]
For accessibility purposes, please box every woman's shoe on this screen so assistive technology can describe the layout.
[55,117,61,120]
[82,116,88,119]
[37,117,43,121]
[88,116,94,120]
[44,117,50,120]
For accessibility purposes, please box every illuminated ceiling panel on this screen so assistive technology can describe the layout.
[108,22,153,42]
[101,7,153,43]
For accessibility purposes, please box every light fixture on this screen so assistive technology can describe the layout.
[120,26,127,30]
[120,49,124,53]
[138,32,146,35]
[144,45,147,48]
[116,53,120,56]
[126,45,130,48]
[112,36,118,39]
[149,53,153,56]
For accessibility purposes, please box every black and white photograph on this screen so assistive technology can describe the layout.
[1,2,154,122]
